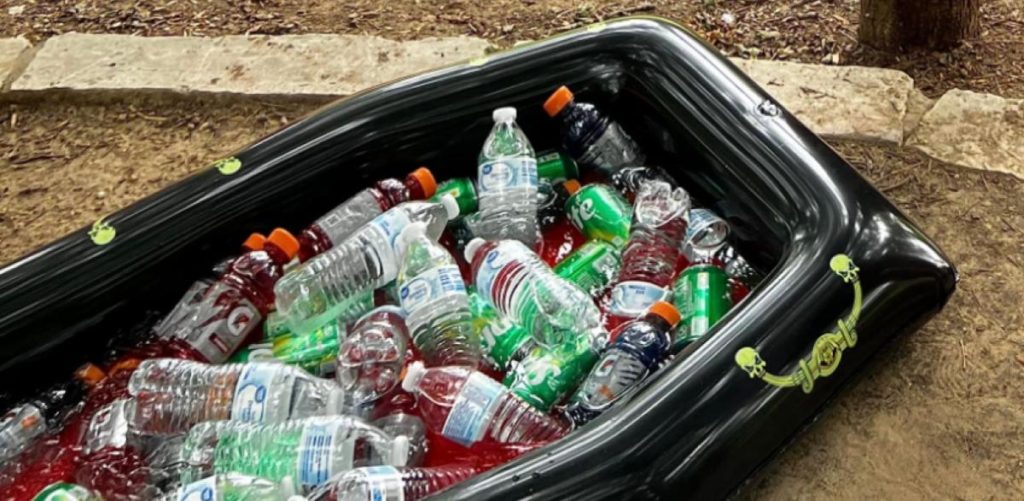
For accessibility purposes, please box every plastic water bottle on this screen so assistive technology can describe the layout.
[126,359,348,436]
[177,416,408,494]
[609,165,674,201]
[0,364,104,463]
[567,302,680,425]
[543,85,645,176]
[396,222,481,367]
[298,168,438,262]
[475,107,540,249]
[275,197,460,333]
[607,181,690,329]
[371,412,427,467]
[336,306,414,410]
[307,465,483,501]
[75,398,160,500]
[158,473,293,501]
[465,238,607,349]
[401,362,570,446]
[168,228,300,363]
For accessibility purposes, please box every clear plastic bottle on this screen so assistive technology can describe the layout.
[275,197,460,333]
[307,465,483,501]
[371,413,427,468]
[465,238,607,349]
[0,363,104,463]
[607,181,690,328]
[157,473,292,501]
[336,306,414,410]
[76,398,161,500]
[475,107,540,249]
[396,222,481,367]
[126,359,348,436]
[567,302,680,425]
[298,168,438,262]
[401,362,570,446]
[544,85,645,176]
[177,416,408,494]
[168,229,300,363]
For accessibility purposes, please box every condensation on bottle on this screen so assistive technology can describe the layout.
[475,107,540,249]
[307,465,483,501]
[274,197,460,334]
[397,222,481,368]
[337,306,414,410]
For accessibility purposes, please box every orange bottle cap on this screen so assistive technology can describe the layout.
[648,301,681,328]
[409,167,438,199]
[268,228,300,260]
[543,86,575,117]
[243,232,267,251]
[109,358,141,376]
[562,179,582,196]
[75,363,106,387]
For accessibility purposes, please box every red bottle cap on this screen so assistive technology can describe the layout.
[648,301,681,328]
[267,228,300,260]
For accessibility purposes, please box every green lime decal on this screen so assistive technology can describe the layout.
[213,157,242,175]
[89,218,116,246]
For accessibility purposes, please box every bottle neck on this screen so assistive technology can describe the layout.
[263,245,291,265]
[644,314,675,333]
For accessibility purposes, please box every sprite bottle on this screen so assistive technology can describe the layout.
[554,239,622,298]
[536,150,579,182]
[503,332,598,411]
[468,290,532,370]
[269,318,344,377]
[431,178,478,217]
[566,184,632,247]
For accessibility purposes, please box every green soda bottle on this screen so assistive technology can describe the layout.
[565,184,632,247]
[672,258,732,350]
[536,150,579,182]
[270,318,344,377]
[467,290,532,370]
[503,332,598,411]
[162,473,291,501]
[431,178,478,217]
[180,417,408,494]
[31,483,103,501]
[554,239,622,298]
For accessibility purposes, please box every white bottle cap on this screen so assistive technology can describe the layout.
[464,237,486,263]
[440,193,460,220]
[493,106,517,122]
[396,221,429,259]
[279,475,299,498]
[401,361,426,393]
[391,435,410,467]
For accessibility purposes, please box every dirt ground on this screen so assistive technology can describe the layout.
[1,0,1023,99]
[2,96,1023,498]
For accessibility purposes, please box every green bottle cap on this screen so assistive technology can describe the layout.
[536,150,579,182]
[433,177,478,216]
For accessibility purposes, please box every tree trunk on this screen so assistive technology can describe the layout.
[859,0,981,51]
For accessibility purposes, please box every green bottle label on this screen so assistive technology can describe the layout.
[536,150,579,182]
[554,240,622,297]
[469,292,531,369]
[264,311,291,341]
[673,263,732,349]
[504,334,598,411]
[432,177,478,216]
[566,184,632,247]
[271,319,343,376]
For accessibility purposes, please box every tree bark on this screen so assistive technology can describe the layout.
[859,0,981,51]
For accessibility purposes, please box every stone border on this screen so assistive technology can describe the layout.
[1,34,1020,180]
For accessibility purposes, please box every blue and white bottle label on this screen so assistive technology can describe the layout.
[442,372,505,446]
[369,209,413,250]
[399,265,466,312]
[478,157,538,193]
[363,465,405,501]
[231,363,285,423]
[608,281,671,317]
[297,421,353,489]
[176,476,217,501]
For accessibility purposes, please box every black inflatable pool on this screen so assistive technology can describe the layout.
[0,18,955,500]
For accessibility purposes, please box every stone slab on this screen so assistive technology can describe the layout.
[731,58,914,144]
[0,37,31,88]
[908,90,1024,180]
[12,33,491,96]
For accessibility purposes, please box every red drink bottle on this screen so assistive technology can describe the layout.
[298,167,438,262]
[167,228,299,363]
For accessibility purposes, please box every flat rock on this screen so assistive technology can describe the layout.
[0,37,31,87]
[731,58,914,144]
[12,33,491,96]
[908,90,1024,180]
